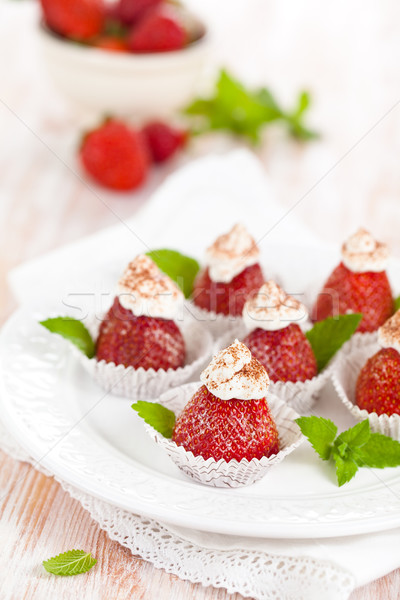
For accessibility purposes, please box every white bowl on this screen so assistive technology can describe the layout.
[38,24,210,118]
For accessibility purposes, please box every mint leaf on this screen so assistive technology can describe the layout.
[295,416,337,460]
[43,550,96,576]
[354,433,400,468]
[40,317,95,358]
[332,453,359,487]
[184,69,317,145]
[306,313,362,371]
[394,296,400,312]
[334,419,370,449]
[131,401,176,438]
[146,249,200,299]
[299,417,400,486]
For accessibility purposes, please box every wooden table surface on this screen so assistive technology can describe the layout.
[3,2,400,598]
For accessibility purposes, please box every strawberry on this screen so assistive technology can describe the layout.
[192,264,264,316]
[40,0,105,41]
[80,119,149,191]
[312,262,393,333]
[243,324,318,383]
[142,121,187,163]
[172,385,280,462]
[128,9,186,53]
[92,35,129,52]
[96,298,185,370]
[114,0,163,25]
[356,348,400,415]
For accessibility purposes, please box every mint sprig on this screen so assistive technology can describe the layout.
[132,401,176,438]
[184,69,318,144]
[146,249,200,299]
[306,313,362,372]
[43,550,97,576]
[296,416,400,486]
[40,317,95,358]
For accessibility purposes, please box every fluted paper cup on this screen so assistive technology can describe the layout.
[214,324,333,415]
[331,332,400,440]
[141,382,304,488]
[72,318,213,400]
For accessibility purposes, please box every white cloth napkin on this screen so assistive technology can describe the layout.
[5,152,400,599]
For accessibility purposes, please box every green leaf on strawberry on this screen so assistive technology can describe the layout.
[394,295,400,312]
[131,401,176,438]
[305,313,362,372]
[296,416,400,487]
[184,69,318,144]
[146,249,200,298]
[40,317,95,358]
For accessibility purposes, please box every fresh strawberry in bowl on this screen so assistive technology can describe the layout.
[190,224,265,338]
[312,228,394,333]
[40,0,105,41]
[132,340,303,487]
[332,310,400,440]
[38,0,208,115]
[40,255,213,399]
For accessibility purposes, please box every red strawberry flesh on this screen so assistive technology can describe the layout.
[172,385,280,462]
[80,119,149,191]
[96,297,185,370]
[356,347,400,416]
[312,262,393,333]
[243,324,318,383]
[192,264,264,316]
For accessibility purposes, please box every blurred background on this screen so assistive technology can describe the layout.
[2,0,400,318]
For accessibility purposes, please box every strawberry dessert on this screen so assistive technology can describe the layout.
[96,255,185,370]
[312,229,393,333]
[80,119,149,191]
[242,281,317,383]
[356,310,400,416]
[172,340,280,462]
[192,224,264,316]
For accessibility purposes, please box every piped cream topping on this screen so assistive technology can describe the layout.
[117,254,184,320]
[205,224,260,283]
[378,310,400,354]
[243,281,308,331]
[341,228,388,273]
[200,339,270,400]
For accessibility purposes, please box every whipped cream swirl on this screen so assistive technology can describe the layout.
[341,228,388,273]
[200,339,270,400]
[117,254,184,320]
[243,281,308,331]
[205,224,260,283]
[378,310,400,354]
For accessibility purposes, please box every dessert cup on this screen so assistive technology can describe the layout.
[72,316,213,400]
[140,382,304,488]
[331,332,400,440]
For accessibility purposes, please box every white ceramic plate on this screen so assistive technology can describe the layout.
[3,298,400,540]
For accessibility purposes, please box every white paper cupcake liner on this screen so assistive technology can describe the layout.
[71,318,213,400]
[141,382,304,488]
[184,301,244,340]
[214,324,334,415]
[331,332,400,440]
